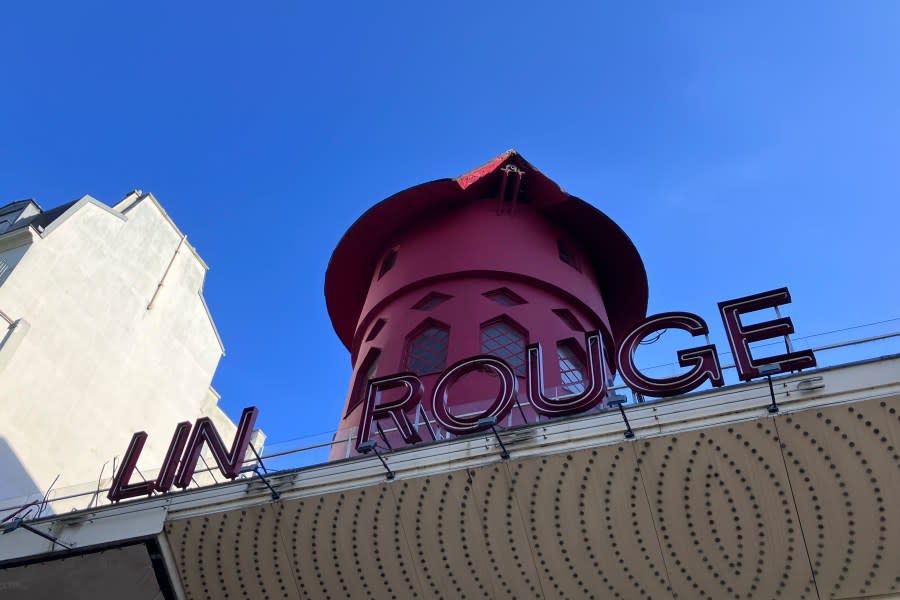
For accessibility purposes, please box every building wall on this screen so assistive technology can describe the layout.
[0,242,30,286]
[354,198,612,354]
[0,193,234,507]
[332,199,615,457]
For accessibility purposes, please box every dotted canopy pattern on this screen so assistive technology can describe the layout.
[167,395,900,599]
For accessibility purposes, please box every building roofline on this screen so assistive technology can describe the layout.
[0,191,225,356]
[0,198,42,213]
[116,192,210,271]
[113,192,224,354]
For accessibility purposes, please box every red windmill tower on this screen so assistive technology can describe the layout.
[325,151,648,458]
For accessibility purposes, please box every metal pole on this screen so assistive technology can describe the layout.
[375,422,393,450]
[489,424,510,460]
[371,446,394,480]
[766,375,779,414]
[253,467,280,500]
[774,305,795,353]
[20,522,72,550]
[613,401,635,439]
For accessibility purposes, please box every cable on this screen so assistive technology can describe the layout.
[639,329,667,345]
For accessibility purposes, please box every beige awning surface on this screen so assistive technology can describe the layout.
[167,395,900,599]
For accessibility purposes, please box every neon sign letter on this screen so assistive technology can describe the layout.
[175,407,259,488]
[106,432,157,501]
[718,288,816,381]
[617,312,724,396]
[108,407,259,501]
[526,330,608,416]
[431,355,517,435]
[355,373,424,453]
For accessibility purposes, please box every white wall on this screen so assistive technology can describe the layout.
[0,194,237,509]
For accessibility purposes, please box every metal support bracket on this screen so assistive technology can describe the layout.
[477,416,510,459]
[253,466,281,500]
[358,441,395,480]
[759,363,782,414]
[609,399,635,439]
[248,443,280,500]
[2,517,73,550]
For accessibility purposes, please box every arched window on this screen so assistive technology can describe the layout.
[405,320,450,375]
[557,341,586,394]
[480,318,527,376]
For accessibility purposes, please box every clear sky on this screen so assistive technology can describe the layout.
[2,3,898,456]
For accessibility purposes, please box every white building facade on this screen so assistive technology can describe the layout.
[0,191,244,508]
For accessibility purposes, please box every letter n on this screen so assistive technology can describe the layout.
[174,407,259,489]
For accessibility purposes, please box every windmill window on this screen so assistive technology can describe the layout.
[366,319,387,342]
[557,342,587,394]
[480,318,527,376]
[483,288,526,307]
[344,348,381,416]
[552,308,584,332]
[412,292,452,311]
[378,248,398,279]
[557,239,579,270]
[405,322,450,375]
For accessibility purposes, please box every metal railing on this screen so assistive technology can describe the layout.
[2,321,899,520]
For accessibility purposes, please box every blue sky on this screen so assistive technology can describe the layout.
[2,3,898,454]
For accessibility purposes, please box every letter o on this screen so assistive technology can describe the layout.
[431,355,518,435]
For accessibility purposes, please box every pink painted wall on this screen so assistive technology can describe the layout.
[329,198,616,458]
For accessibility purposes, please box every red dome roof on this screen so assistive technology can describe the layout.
[325,151,649,350]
